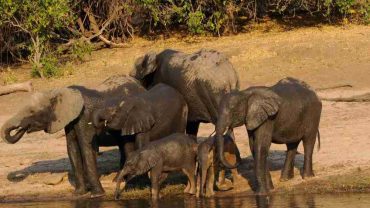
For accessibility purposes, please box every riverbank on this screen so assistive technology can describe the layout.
[1,24,370,202]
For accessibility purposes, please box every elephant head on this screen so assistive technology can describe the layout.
[93,97,155,136]
[1,88,84,144]
[216,87,281,168]
[129,52,157,88]
[114,149,160,200]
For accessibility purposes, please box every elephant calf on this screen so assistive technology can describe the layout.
[216,77,322,195]
[197,134,241,198]
[114,133,198,200]
[93,83,188,150]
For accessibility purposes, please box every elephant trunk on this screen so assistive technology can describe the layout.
[1,117,27,144]
[216,114,237,169]
[114,168,128,200]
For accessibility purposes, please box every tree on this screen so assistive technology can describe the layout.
[0,0,73,77]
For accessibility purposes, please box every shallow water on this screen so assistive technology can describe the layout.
[1,193,370,208]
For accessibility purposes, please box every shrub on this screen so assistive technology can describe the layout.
[31,55,62,78]
[0,0,73,77]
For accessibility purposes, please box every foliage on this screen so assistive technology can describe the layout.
[2,69,18,85]
[31,55,62,78]
[0,0,369,78]
[0,0,73,78]
[70,40,93,62]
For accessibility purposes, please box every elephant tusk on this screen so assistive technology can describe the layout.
[104,120,107,127]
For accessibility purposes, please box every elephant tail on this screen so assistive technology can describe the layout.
[317,130,321,152]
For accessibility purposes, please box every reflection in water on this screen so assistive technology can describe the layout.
[2,193,370,208]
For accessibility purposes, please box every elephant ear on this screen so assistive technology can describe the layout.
[136,149,160,175]
[246,89,281,130]
[121,98,155,135]
[46,88,84,133]
[130,52,157,79]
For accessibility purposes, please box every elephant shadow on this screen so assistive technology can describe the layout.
[235,150,304,192]
[7,149,121,186]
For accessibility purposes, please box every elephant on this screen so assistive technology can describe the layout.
[196,134,241,198]
[129,48,239,136]
[114,133,198,200]
[0,75,146,198]
[215,77,322,195]
[92,83,188,150]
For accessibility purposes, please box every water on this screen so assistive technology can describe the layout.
[1,193,370,208]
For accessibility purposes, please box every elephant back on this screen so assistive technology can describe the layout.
[157,49,239,123]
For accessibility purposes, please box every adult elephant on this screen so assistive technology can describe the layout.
[215,77,322,195]
[130,48,240,135]
[0,75,146,198]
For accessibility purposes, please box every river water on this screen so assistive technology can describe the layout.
[1,193,370,208]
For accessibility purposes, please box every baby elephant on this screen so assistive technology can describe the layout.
[197,134,241,197]
[114,133,198,200]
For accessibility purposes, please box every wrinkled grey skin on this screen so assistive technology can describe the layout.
[196,134,241,198]
[0,75,146,198]
[216,77,322,195]
[93,83,188,150]
[114,133,198,200]
[130,48,239,136]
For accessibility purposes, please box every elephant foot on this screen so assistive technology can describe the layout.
[188,188,196,195]
[73,187,89,197]
[217,178,233,191]
[302,171,315,179]
[280,175,294,182]
[280,171,294,182]
[204,189,215,198]
[90,189,106,198]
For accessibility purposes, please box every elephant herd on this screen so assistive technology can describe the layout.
[0,49,322,200]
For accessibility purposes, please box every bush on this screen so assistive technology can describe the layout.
[1,0,369,77]
[0,0,73,77]
[31,55,62,78]
[70,40,93,62]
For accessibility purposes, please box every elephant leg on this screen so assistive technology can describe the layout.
[302,133,316,179]
[205,165,215,197]
[75,121,105,198]
[183,165,196,195]
[186,121,200,136]
[197,161,208,197]
[280,142,300,181]
[150,166,162,200]
[118,144,126,169]
[65,126,87,196]
[231,168,241,189]
[196,170,201,197]
[218,169,226,187]
[265,159,274,191]
[248,131,255,158]
[135,133,150,150]
[251,122,273,195]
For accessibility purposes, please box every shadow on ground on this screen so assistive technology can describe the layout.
[6,148,304,192]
